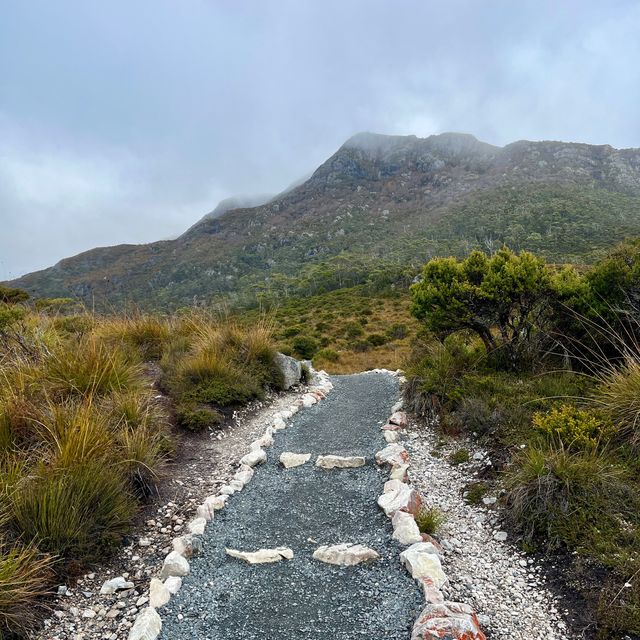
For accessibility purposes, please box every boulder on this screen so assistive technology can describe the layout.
[411,601,486,640]
[375,443,409,467]
[226,547,294,564]
[400,542,446,588]
[313,543,379,566]
[389,411,408,427]
[392,511,423,545]
[280,452,312,468]
[160,551,190,579]
[148,577,170,609]
[384,431,399,443]
[274,353,302,389]
[316,455,366,469]
[377,480,421,516]
[99,576,134,595]
[240,448,267,468]
[128,607,162,640]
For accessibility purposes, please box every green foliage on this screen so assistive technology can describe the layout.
[366,333,387,346]
[0,539,53,638]
[506,442,636,550]
[0,285,28,305]
[411,247,553,368]
[414,505,445,534]
[449,448,470,465]
[533,405,612,450]
[11,462,136,560]
[291,335,319,359]
[176,404,223,431]
[595,355,640,447]
[464,481,489,505]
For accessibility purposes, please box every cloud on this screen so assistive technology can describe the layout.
[1,0,639,277]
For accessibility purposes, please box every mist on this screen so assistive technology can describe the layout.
[1,0,639,278]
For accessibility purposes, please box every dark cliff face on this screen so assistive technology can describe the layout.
[8,132,640,308]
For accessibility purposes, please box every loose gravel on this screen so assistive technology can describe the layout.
[404,419,574,639]
[157,372,423,640]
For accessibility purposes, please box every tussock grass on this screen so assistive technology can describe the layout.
[414,505,445,535]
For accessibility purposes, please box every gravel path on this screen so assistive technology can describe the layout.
[157,372,423,640]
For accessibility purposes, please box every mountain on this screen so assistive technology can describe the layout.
[8,132,640,309]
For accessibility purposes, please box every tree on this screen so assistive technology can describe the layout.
[410,247,552,368]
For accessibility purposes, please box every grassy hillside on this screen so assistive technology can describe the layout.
[9,134,640,310]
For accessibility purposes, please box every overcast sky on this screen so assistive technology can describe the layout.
[2,1,640,278]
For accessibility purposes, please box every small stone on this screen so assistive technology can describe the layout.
[240,448,267,468]
[389,411,407,427]
[375,444,409,467]
[187,517,207,535]
[149,578,170,609]
[164,576,182,594]
[378,480,421,516]
[226,547,294,564]
[128,607,162,640]
[315,455,365,469]
[400,542,447,588]
[384,431,400,443]
[482,496,497,505]
[313,543,379,566]
[412,601,485,640]
[100,576,134,595]
[390,463,410,481]
[493,531,508,542]
[280,452,312,468]
[82,609,96,618]
[160,551,190,579]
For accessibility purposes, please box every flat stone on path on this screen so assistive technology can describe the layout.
[280,451,312,468]
[226,547,294,564]
[315,454,366,469]
[313,543,380,566]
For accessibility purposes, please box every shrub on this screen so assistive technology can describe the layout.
[533,404,612,450]
[414,505,445,534]
[453,397,499,436]
[45,339,145,398]
[386,323,408,340]
[11,461,136,561]
[0,539,53,637]
[351,339,371,353]
[344,321,364,339]
[595,356,640,446]
[315,348,340,363]
[176,403,223,431]
[366,333,387,347]
[449,448,470,465]
[291,335,319,359]
[506,442,634,549]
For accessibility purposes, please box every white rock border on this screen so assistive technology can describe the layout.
[374,401,487,640]
[126,368,334,640]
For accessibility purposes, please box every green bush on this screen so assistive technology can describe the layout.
[506,442,635,549]
[11,462,136,561]
[464,481,489,505]
[176,403,223,431]
[533,404,612,450]
[291,335,319,359]
[0,539,53,637]
[386,323,408,339]
[315,348,340,363]
[344,321,364,339]
[366,333,387,346]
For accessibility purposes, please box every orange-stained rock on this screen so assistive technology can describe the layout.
[411,601,486,640]
[389,411,408,427]
[382,423,402,431]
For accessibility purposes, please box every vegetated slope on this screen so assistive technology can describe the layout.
[9,132,640,309]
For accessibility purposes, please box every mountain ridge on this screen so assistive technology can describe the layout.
[8,131,640,308]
